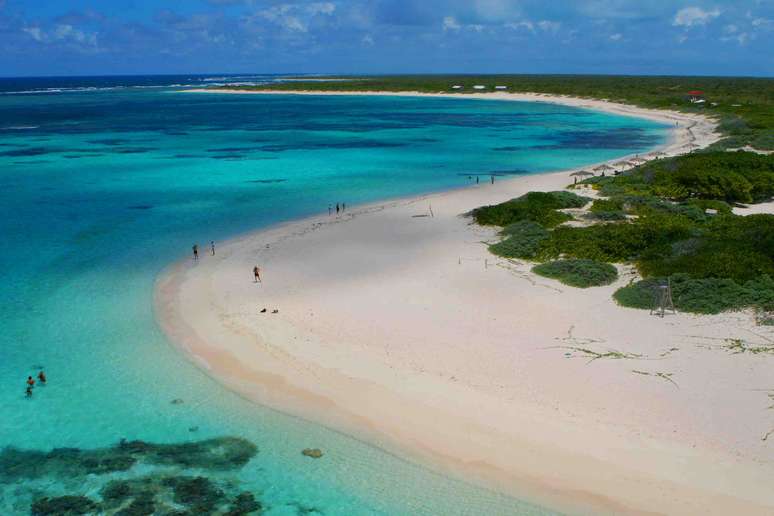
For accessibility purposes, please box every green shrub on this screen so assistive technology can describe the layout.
[535,213,697,262]
[585,210,627,221]
[614,274,774,314]
[472,191,589,228]
[685,199,733,216]
[590,198,624,213]
[582,152,774,204]
[532,259,618,288]
[490,221,550,259]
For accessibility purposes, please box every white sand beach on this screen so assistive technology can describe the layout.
[156,92,774,514]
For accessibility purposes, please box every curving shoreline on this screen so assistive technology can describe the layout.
[156,92,774,514]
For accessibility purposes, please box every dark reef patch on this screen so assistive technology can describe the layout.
[31,495,98,516]
[128,205,153,210]
[0,147,55,157]
[1,437,263,515]
[111,147,158,154]
[210,154,245,160]
[532,128,659,150]
[87,138,133,146]
[0,436,258,481]
[247,179,287,184]
[259,140,406,152]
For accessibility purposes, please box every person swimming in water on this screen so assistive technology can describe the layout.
[26,376,35,388]
[26,385,33,397]
[38,371,46,384]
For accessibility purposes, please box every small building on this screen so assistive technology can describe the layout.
[473,85,486,90]
[451,85,463,90]
[687,90,704,103]
[495,85,507,90]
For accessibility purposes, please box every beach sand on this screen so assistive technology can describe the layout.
[156,92,774,514]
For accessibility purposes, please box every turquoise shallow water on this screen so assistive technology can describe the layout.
[0,78,668,515]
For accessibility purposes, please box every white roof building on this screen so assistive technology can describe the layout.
[495,85,507,90]
[451,85,463,89]
[473,85,486,90]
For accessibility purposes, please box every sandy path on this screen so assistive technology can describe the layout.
[156,93,774,514]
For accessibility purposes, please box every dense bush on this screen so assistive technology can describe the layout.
[534,212,697,262]
[590,198,624,213]
[472,191,589,228]
[532,259,618,288]
[614,274,774,314]
[584,152,774,204]
[489,221,550,259]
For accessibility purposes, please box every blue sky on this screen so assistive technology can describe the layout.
[1,0,772,77]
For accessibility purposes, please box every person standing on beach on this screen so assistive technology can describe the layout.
[192,244,198,261]
[336,203,340,214]
[211,241,215,256]
[253,266,261,283]
[491,175,495,184]
[342,202,346,212]
[328,205,332,216]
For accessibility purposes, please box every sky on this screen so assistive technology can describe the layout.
[1,0,772,77]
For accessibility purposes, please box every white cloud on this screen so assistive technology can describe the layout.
[537,20,561,33]
[722,24,738,34]
[361,34,373,45]
[609,33,622,41]
[258,2,335,33]
[23,26,44,41]
[442,16,460,31]
[22,24,97,47]
[505,20,534,32]
[673,7,720,28]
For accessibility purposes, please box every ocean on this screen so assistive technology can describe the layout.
[0,75,668,515]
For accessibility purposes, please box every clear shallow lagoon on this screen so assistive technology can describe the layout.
[0,76,668,515]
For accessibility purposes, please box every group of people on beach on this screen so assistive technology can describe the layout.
[192,241,216,261]
[25,370,46,397]
[467,175,496,184]
[328,202,346,215]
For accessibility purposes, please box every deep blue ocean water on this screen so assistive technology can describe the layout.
[0,75,668,515]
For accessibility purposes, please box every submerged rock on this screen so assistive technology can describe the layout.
[0,436,258,481]
[31,495,98,515]
[301,448,323,459]
[227,492,262,515]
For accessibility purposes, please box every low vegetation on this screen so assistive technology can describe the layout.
[472,191,589,228]
[478,152,774,315]
[532,259,618,288]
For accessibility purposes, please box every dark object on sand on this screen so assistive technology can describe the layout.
[302,448,323,459]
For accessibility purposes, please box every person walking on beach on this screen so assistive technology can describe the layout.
[210,241,215,256]
[491,175,495,184]
[336,203,340,214]
[253,266,261,283]
[192,244,199,261]
[342,202,346,211]
[37,371,46,384]
[328,205,332,216]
